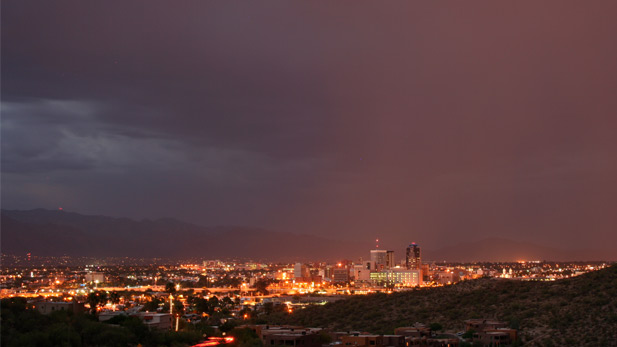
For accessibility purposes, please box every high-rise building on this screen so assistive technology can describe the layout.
[386,250,395,269]
[370,250,387,270]
[370,249,395,270]
[294,263,310,279]
[406,243,421,270]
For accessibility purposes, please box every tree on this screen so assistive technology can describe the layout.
[173,300,185,316]
[208,296,219,308]
[462,329,476,339]
[165,282,177,295]
[230,327,264,347]
[220,319,238,333]
[142,296,162,312]
[109,291,121,306]
[193,298,211,314]
[253,280,270,295]
[222,297,234,307]
[318,331,333,344]
[263,302,274,315]
[429,323,443,333]
[87,291,108,314]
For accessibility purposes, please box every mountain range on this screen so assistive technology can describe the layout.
[1,209,370,261]
[1,209,614,261]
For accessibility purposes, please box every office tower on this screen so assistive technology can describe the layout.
[332,267,350,283]
[370,249,388,270]
[406,243,421,270]
[294,263,310,279]
[371,249,395,270]
[386,250,395,269]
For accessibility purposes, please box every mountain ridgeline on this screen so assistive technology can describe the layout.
[1,209,614,262]
[0,209,367,261]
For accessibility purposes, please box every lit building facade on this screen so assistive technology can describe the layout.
[294,263,310,280]
[370,269,422,287]
[332,268,350,283]
[406,243,421,270]
[370,250,395,271]
[85,272,105,283]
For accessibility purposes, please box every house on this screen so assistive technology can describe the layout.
[33,301,85,315]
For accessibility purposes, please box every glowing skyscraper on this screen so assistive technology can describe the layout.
[406,243,421,270]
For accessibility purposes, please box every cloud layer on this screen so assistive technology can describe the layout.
[3,1,617,250]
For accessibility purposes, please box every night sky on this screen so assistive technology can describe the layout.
[2,1,617,250]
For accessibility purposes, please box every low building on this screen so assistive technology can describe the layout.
[264,332,322,347]
[341,334,383,347]
[464,319,508,332]
[98,311,128,321]
[294,263,311,280]
[332,268,350,283]
[370,269,422,287]
[133,312,172,330]
[465,319,515,346]
[406,336,459,347]
[394,324,431,338]
[85,272,105,283]
[433,271,457,285]
[333,331,363,341]
[33,301,85,315]
[472,329,517,346]
[353,264,372,282]
[242,325,322,346]
[382,335,406,347]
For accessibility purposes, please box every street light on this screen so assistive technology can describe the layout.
[169,294,173,315]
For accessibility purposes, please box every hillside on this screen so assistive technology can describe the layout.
[274,265,617,346]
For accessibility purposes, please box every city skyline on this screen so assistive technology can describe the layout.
[3,2,617,252]
[2,208,615,262]
[2,2,617,345]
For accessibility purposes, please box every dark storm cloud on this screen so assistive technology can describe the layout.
[2,1,341,161]
[2,1,617,250]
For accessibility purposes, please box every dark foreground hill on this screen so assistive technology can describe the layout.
[273,265,617,346]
